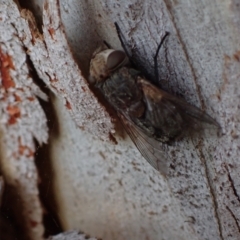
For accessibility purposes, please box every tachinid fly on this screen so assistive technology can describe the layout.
[89,23,219,175]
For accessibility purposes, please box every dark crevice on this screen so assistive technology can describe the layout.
[34,95,62,238]
[0,183,24,240]
[24,50,49,94]
[226,206,240,233]
[26,51,63,237]
[17,0,43,33]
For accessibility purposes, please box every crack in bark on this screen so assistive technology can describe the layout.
[198,147,224,240]
[225,166,240,203]
[226,206,240,233]
[162,1,205,110]
[162,2,224,239]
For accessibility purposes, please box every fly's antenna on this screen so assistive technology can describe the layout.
[114,22,132,61]
[103,40,112,49]
[154,32,170,84]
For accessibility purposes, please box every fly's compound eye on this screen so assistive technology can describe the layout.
[107,50,128,71]
[89,49,128,84]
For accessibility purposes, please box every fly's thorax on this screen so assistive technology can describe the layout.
[89,48,129,84]
[95,67,145,115]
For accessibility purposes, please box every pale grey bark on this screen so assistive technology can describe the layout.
[47,231,100,240]
[0,0,239,240]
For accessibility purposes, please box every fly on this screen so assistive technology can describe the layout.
[89,22,219,175]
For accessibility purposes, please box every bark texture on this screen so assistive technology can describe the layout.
[0,0,239,239]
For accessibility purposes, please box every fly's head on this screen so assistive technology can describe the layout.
[89,47,128,84]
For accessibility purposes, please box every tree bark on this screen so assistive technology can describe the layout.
[0,0,239,239]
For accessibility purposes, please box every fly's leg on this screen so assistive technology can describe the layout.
[115,22,170,84]
[154,32,170,84]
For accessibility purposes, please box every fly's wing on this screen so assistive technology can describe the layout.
[138,78,220,130]
[118,113,169,176]
[166,93,219,128]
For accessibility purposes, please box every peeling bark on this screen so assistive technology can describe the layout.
[0,1,48,239]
